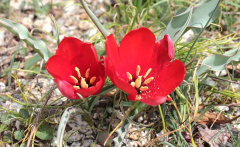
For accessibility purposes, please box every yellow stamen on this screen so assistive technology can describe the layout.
[85,68,90,78]
[90,77,97,84]
[136,65,141,76]
[81,78,88,88]
[140,86,149,91]
[75,67,81,78]
[135,76,142,88]
[73,86,80,90]
[126,72,132,80]
[130,82,135,87]
[70,75,78,84]
[143,77,154,85]
[143,68,152,78]
[136,95,142,100]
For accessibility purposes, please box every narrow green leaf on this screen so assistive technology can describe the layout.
[24,54,42,69]
[57,107,77,147]
[0,18,51,61]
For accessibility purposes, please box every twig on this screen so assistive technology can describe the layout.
[208,75,240,85]
[146,120,194,147]
[26,85,56,147]
[103,101,140,146]
[210,103,240,128]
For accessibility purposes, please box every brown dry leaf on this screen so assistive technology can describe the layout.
[226,64,240,73]
[198,125,230,147]
[195,111,230,125]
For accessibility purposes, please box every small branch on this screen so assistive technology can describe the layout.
[26,85,56,147]
[208,75,240,85]
[103,101,140,146]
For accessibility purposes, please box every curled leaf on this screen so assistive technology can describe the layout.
[198,48,240,75]
[158,0,220,42]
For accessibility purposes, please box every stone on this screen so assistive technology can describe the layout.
[137,116,143,123]
[115,110,124,120]
[0,82,6,92]
[180,29,194,43]
[128,131,141,141]
[78,21,92,31]
[22,17,33,29]
[67,130,83,143]
[0,28,5,46]
[71,142,81,147]
[111,119,120,129]
[82,139,93,147]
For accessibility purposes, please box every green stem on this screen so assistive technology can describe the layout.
[158,105,166,133]
[79,0,110,38]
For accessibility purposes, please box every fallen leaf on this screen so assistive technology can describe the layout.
[198,125,230,147]
[195,111,230,125]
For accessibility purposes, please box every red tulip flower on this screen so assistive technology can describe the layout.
[46,37,106,99]
[105,27,186,106]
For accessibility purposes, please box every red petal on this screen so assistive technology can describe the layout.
[46,55,73,83]
[76,76,104,98]
[70,43,101,78]
[105,34,125,76]
[148,34,175,76]
[107,60,137,97]
[119,27,155,75]
[56,37,83,62]
[147,59,186,97]
[139,95,168,106]
[100,56,107,79]
[162,34,174,60]
[54,79,77,99]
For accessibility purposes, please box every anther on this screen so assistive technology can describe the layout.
[140,86,149,91]
[126,72,133,80]
[90,77,97,84]
[85,68,90,78]
[136,95,142,100]
[143,77,154,85]
[73,86,80,90]
[70,75,78,84]
[75,67,81,78]
[81,78,88,88]
[135,76,142,88]
[136,65,141,76]
[130,82,135,87]
[144,68,152,78]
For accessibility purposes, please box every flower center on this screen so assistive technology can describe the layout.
[70,67,97,90]
[126,65,154,100]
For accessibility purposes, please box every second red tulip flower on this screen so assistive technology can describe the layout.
[105,27,186,106]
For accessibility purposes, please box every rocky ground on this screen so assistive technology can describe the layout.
[0,0,239,147]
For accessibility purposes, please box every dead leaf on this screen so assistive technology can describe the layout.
[195,111,230,125]
[198,125,230,147]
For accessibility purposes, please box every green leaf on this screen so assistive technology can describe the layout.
[57,107,77,147]
[24,54,42,69]
[36,124,54,140]
[19,108,30,119]
[0,18,51,61]
[197,48,240,75]
[14,130,24,140]
[0,113,14,125]
[158,0,220,42]
[0,124,8,133]
[2,132,11,142]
